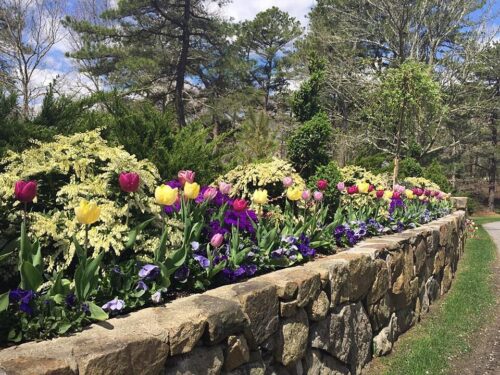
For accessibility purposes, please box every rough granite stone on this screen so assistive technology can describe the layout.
[366,259,390,305]
[302,350,350,375]
[165,345,224,375]
[275,308,309,366]
[373,313,398,357]
[309,302,372,374]
[306,291,329,321]
[225,335,250,372]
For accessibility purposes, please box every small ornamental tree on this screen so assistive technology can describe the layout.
[287,112,332,178]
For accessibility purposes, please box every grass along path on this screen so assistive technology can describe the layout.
[367,216,500,375]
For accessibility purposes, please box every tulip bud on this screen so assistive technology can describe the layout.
[119,172,140,193]
[184,182,201,200]
[203,187,218,201]
[155,185,178,206]
[313,191,324,201]
[14,180,37,203]
[218,182,232,195]
[233,199,248,212]
[252,189,268,205]
[178,170,195,185]
[210,233,224,248]
[316,179,328,191]
[75,200,101,225]
[301,189,312,201]
[282,176,294,188]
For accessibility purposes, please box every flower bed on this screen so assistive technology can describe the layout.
[0,167,453,345]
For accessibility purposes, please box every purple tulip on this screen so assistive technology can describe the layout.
[14,180,37,203]
[118,172,140,193]
[102,298,125,312]
[138,264,160,279]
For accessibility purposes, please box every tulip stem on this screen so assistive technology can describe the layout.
[84,225,89,253]
[125,197,131,227]
[23,202,27,229]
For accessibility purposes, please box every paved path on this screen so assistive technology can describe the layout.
[449,221,500,375]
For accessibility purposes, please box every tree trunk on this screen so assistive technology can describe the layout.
[487,115,497,212]
[174,0,191,128]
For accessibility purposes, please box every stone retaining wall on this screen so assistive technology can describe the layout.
[0,210,467,375]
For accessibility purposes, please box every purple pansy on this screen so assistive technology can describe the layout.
[138,264,160,280]
[194,254,210,269]
[102,298,125,312]
[174,265,190,282]
[135,280,149,291]
[10,288,35,315]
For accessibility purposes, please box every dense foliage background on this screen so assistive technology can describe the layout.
[0,0,498,211]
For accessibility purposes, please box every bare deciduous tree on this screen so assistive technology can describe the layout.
[0,0,64,117]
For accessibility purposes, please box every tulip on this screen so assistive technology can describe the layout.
[316,179,328,191]
[118,172,140,193]
[178,170,195,185]
[75,200,101,225]
[203,187,218,201]
[376,190,385,199]
[184,182,201,200]
[337,182,345,191]
[282,176,294,188]
[392,191,401,200]
[313,191,324,201]
[287,187,302,201]
[405,190,415,199]
[358,182,370,194]
[368,184,375,192]
[424,189,432,197]
[210,233,224,248]
[233,199,248,212]
[347,186,359,195]
[14,180,37,203]
[252,189,268,205]
[301,189,312,201]
[383,191,393,200]
[155,185,178,206]
[218,182,232,195]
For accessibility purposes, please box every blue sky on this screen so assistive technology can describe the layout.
[35,0,499,100]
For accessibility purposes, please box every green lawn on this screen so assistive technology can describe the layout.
[377,216,499,375]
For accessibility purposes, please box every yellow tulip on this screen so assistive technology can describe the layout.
[252,189,268,205]
[155,185,178,206]
[287,187,302,201]
[184,182,201,200]
[405,189,415,199]
[358,182,370,194]
[75,200,101,225]
[383,191,393,200]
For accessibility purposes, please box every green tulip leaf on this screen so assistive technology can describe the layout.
[126,218,154,249]
[88,302,108,321]
[0,291,10,312]
[0,252,12,264]
[20,261,43,291]
[154,230,168,263]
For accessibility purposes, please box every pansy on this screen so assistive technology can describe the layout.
[102,298,125,312]
[138,264,160,279]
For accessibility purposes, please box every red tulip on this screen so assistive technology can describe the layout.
[412,187,424,196]
[119,172,140,193]
[232,199,248,212]
[316,179,328,191]
[393,191,401,199]
[368,184,375,192]
[347,185,359,195]
[424,189,432,197]
[376,190,384,199]
[14,180,37,203]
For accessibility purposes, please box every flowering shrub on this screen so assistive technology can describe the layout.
[339,165,390,208]
[0,159,453,345]
[0,131,161,271]
[215,158,305,201]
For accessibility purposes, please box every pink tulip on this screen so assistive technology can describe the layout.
[119,172,140,193]
[313,191,323,201]
[424,189,432,197]
[337,182,345,191]
[393,191,401,199]
[178,170,195,185]
[210,233,224,248]
[218,182,232,195]
[14,180,37,203]
[203,187,218,201]
[302,190,312,201]
[282,177,294,188]
[368,185,375,192]
[317,179,328,191]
